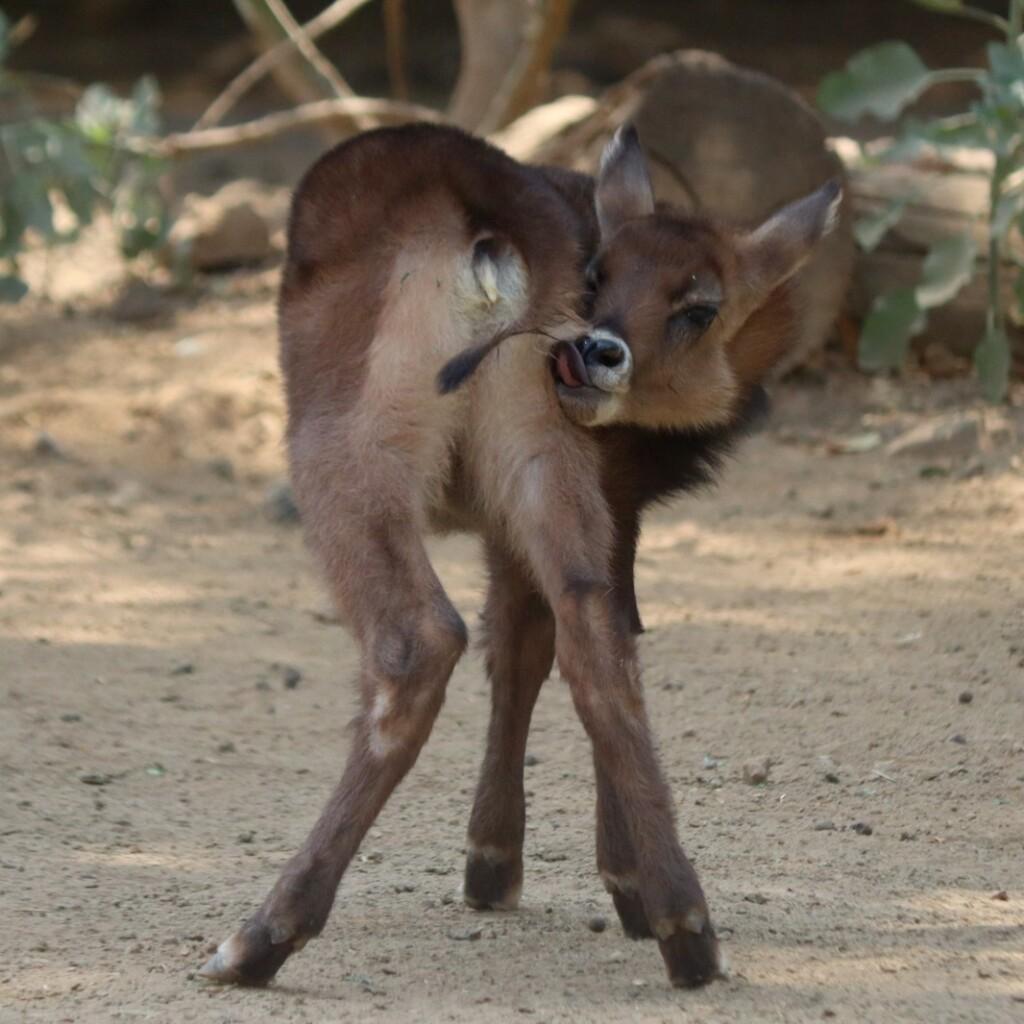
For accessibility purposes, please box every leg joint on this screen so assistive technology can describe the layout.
[370,600,467,688]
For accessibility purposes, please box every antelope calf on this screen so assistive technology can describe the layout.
[200,123,840,990]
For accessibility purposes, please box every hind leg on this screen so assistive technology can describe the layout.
[201,432,466,986]
[463,543,555,911]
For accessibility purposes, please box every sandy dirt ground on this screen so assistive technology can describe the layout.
[1,273,1023,1023]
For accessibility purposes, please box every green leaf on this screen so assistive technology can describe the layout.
[0,197,26,258]
[915,232,977,309]
[0,274,28,302]
[10,174,55,239]
[818,42,931,121]
[909,112,989,151]
[854,197,909,252]
[61,177,97,227]
[993,190,1024,240]
[858,288,925,371]
[130,75,162,136]
[974,325,1010,402]
[986,41,1024,84]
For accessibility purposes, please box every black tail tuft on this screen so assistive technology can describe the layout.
[436,342,493,395]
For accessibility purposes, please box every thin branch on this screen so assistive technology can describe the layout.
[476,0,576,135]
[904,0,1009,34]
[196,0,374,130]
[925,68,988,86]
[233,0,337,112]
[156,97,443,158]
[383,0,409,101]
[1012,0,1024,36]
[262,0,355,100]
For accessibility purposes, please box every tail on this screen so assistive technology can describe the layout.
[436,334,509,395]
[437,316,583,395]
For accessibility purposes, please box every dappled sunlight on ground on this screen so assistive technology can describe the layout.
[2,291,1022,1022]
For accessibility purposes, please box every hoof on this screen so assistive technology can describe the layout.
[198,923,302,987]
[655,910,723,989]
[463,849,522,911]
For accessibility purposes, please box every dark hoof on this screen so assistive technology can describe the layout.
[610,887,655,939]
[655,911,722,989]
[198,921,303,987]
[463,849,522,911]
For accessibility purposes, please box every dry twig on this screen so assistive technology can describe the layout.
[449,0,575,133]
[477,0,576,135]
[262,0,355,100]
[159,96,442,158]
[383,0,409,101]
[196,0,375,130]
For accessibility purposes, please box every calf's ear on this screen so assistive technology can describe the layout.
[727,181,843,387]
[738,179,843,295]
[595,124,655,240]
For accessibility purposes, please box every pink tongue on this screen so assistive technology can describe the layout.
[557,349,583,388]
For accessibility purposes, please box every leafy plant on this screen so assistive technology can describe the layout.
[818,0,1024,402]
[0,9,168,302]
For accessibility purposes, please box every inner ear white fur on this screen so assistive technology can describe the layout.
[595,124,655,239]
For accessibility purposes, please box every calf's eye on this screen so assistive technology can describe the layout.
[668,303,718,340]
[680,304,718,328]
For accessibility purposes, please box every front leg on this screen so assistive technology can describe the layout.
[464,544,555,910]
[508,449,721,989]
[610,504,645,635]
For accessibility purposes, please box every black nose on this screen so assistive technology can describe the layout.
[581,336,625,369]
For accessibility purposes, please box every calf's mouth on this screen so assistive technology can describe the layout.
[549,332,633,395]
[551,339,591,389]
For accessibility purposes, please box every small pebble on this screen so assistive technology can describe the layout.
[217,741,236,754]
[34,431,67,459]
[447,926,483,941]
[79,773,112,786]
[824,771,840,784]
[813,820,836,832]
[170,662,194,676]
[743,893,769,905]
[900,831,916,841]
[742,758,770,785]
[950,733,967,745]
[264,480,300,524]
[958,690,974,704]
[991,890,1009,901]
[851,821,874,836]
[207,457,235,481]
[587,915,607,933]
[60,712,82,723]
[237,831,255,844]
[524,753,539,767]
[282,666,302,689]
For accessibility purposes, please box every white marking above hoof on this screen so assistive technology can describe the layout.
[197,932,246,984]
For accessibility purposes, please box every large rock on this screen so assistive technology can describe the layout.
[885,412,980,459]
[524,51,855,377]
[165,180,289,272]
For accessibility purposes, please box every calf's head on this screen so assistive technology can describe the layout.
[551,126,842,429]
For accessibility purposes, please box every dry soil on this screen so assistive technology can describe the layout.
[1,274,1023,1023]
